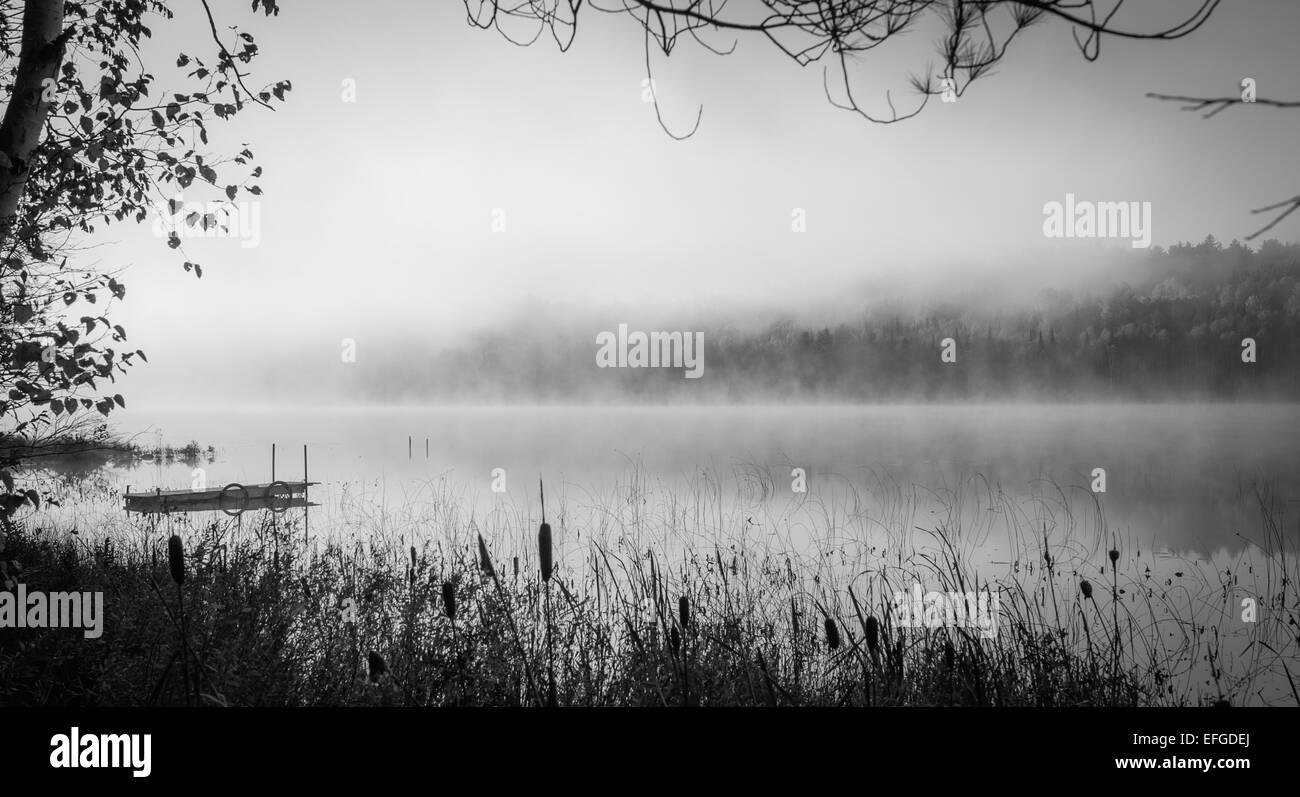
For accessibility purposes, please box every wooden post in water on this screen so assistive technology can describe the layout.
[303,444,309,544]
[271,443,276,481]
[425,438,429,459]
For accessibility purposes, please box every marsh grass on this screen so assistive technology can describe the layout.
[1,465,1296,707]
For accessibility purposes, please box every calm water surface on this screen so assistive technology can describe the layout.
[81,403,1300,556]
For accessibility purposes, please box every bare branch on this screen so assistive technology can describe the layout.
[465,1,1225,133]
[643,24,702,140]
[1247,195,1300,242]
[1146,91,1300,119]
[1147,89,1300,238]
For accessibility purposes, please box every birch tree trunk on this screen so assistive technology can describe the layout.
[0,0,71,241]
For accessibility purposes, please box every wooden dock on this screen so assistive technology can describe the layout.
[125,481,319,515]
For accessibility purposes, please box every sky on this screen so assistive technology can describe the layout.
[85,0,1300,408]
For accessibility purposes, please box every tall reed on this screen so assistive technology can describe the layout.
[167,534,194,705]
[539,477,556,707]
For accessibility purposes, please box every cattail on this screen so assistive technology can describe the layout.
[441,580,456,621]
[538,522,553,582]
[865,615,880,653]
[512,556,519,580]
[824,617,840,650]
[367,651,387,682]
[1080,579,1093,599]
[477,534,495,578]
[167,534,185,586]
[410,545,417,570]
[1108,549,1119,565]
[943,639,955,670]
[166,535,194,705]
[670,625,681,655]
[678,595,690,630]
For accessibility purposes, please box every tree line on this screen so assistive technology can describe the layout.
[382,236,1300,402]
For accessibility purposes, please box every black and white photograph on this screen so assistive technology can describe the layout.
[0,0,1296,780]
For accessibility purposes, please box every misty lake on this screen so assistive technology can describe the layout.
[21,401,1298,705]
[49,402,1297,560]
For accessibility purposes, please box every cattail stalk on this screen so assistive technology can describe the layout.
[442,580,456,622]
[539,522,553,583]
[678,595,691,706]
[1109,548,1120,702]
[1079,579,1096,663]
[865,615,880,654]
[167,534,195,705]
[825,616,840,650]
[541,523,556,708]
[442,578,461,703]
[477,533,539,706]
[478,535,495,578]
[540,478,556,707]
[368,650,388,682]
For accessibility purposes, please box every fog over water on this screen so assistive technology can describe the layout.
[99,403,1298,559]
[94,1,1300,408]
